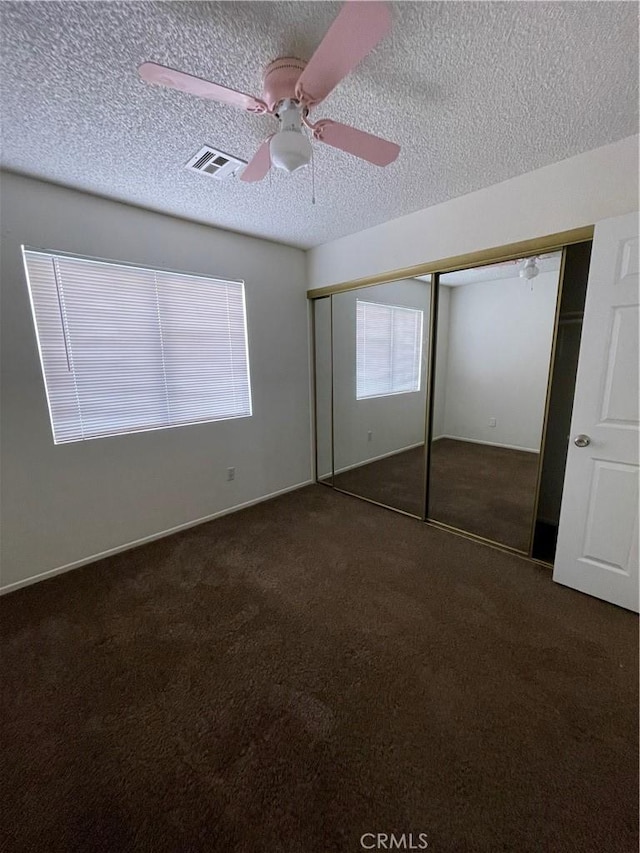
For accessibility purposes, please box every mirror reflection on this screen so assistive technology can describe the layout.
[331,278,431,516]
[428,253,562,551]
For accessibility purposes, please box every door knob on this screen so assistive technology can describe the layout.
[574,434,591,448]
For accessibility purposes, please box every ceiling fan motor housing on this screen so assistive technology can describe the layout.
[262,57,307,113]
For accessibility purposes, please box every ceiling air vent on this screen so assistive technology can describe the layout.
[185,146,246,180]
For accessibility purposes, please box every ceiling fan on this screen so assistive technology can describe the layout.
[138,1,400,183]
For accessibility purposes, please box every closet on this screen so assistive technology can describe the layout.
[312,235,592,564]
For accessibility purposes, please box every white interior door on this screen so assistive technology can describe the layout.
[554,212,639,612]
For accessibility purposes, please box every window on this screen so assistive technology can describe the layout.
[356,299,423,400]
[22,249,252,443]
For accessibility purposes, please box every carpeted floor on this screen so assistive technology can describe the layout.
[333,439,540,551]
[332,445,428,517]
[1,485,637,852]
[429,439,540,551]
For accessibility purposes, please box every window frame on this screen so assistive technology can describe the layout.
[22,245,253,444]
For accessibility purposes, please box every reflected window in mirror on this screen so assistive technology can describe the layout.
[331,281,430,519]
[356,300,424,400]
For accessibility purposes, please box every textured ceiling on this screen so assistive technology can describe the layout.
[1,1,637,249]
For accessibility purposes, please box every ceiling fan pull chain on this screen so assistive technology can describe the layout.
[311,142,316,206]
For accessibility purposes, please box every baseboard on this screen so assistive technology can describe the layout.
[434,435,539,454]
[332,442,425,477]
[0,479,315,596]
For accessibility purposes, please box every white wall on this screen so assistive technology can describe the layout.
[308,135,639,289]
[328,279,430,473]
[436,272,559,451]
[0,172,312,592]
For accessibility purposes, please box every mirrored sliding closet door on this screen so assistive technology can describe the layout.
[312,238,596,563]
[428,253,563,551]
[314,296,333,486]
[330,278,432,517]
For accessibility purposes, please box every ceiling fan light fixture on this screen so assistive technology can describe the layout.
[519,257,540,280]
[269,129,312,173]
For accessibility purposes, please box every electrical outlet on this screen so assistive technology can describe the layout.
[488,418,497,428]
[227,466,235,481]
[367,430,373,442]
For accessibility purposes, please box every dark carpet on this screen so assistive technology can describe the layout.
[333,439,540,551]
[1,485,637,853]
[429,439,540,552]
[332,446,428,517]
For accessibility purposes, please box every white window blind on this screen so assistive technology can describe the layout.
[356,299,423,400]
[22,249,252,443]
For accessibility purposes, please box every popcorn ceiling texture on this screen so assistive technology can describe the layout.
[1,1,637,248]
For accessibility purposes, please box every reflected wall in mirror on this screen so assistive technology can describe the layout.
[331,278,431,516]
[314,296,333,485]
[429,253,562,551]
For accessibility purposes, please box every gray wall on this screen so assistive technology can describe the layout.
[0,172,312,591]
[330,279,430,473]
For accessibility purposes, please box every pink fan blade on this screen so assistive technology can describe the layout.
[313,120,399,166]
[240,136,274,183]
[138,62,267,113]
[295,2,391,106]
